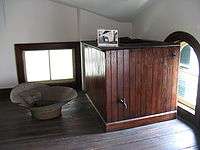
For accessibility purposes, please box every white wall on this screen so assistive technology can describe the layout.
[79,10,132,40]
[0,0,132,88]
[133,0,200,42]
[0,0,79,88]
[0,0,5,32]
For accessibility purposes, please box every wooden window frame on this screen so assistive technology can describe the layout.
[15,42,82,90]
[178,43,198,111]
[178,97,196,110]
[165,31,200,127]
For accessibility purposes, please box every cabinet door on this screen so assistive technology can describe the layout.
[106,47,179,122]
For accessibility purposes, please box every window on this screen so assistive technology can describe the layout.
[180,44,190,65]
[15,42,81,89]
[177,42,199,110]
[165,31,200,125]
[24,49,74,82]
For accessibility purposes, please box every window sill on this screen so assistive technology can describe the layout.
[34,78,76,84]
[177,102,195,115]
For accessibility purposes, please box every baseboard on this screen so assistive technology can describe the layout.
[0,88,11,99]
[105,111,177,132]
[85,93,177,132]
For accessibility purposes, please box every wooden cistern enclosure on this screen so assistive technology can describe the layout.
[82,39,180,131]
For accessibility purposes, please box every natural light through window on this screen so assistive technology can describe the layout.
[24,49,74,82]
[24,50,50,82]
[50,50,73,80]
[178,42,199,110]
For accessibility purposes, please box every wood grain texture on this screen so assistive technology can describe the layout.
[123,50,130,118]
[0,92,103,145]
[0,94,199,150]
[117,50,124,120]
[84,46,107,121]
[105,47,180,123]
[129,50,137,117]
[111,50,118,122]
[106,51,112,122]
[171,47,180,111]
[83,43,180,131]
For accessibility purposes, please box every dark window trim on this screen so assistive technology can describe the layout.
[15,42,82,90]
[165,31,200,127]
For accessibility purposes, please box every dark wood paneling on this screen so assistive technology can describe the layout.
[15,42,81,90]
[129,50,137,118]
[145,48,153,114]
[123,50,130,118]
[111,50,118,122]
[106,51,112,122]
[117,50,124,120]
[171,47,180,111]
[84,46,107,121]
[84,43,180,130]
[106,47,180,123]
[135,50,142,117]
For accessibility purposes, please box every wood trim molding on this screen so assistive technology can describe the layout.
[86,95,177,132]
[165,31,200,127]
[14,42,82,90]
[105,111,177,132]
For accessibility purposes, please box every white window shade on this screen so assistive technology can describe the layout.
[49,49,74,80]
[24,50,50,82]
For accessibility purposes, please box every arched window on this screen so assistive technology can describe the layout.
[165,31,200,126]
[178,42,199,110]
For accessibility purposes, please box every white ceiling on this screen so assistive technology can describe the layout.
[51,0,158,22]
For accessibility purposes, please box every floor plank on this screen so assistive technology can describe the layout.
[0,92,199,150]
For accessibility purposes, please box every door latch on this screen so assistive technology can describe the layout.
[119,98,128,109]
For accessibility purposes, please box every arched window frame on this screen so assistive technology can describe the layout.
[165,31,200,127]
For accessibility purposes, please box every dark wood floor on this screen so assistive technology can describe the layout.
[0,92,200,150]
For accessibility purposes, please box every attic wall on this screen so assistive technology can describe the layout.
[132,0,200,43]
[0,0,132,88]
[79,9,132,40]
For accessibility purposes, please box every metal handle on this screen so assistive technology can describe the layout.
[171,51,176,57]
[119,98,128,109]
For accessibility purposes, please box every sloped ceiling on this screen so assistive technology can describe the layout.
[50,0,159,22]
